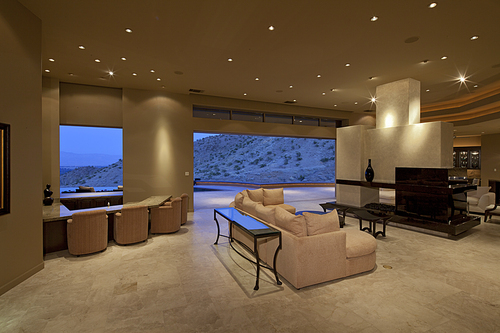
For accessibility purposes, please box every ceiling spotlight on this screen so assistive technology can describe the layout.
[121,57,126,61]
[370,16,378,21]
[345,63,351,67]
[150,69,155,73]
[459,76,466,83]
[426,89,430,92]
[354,102,358,105]
[44,69,50,73]
[94,59,100,62]
[293,99,297,102]
[371,97,376,103]
[334,104,337,107]
[322,92,326,96]
[268,26,275,31]
[243,93,247,96]
[422,59,429,64]
[132,72,137,76]
[68,73,74,76]
[441,56,448,60]
[255,77,259,80]
[108,71,114,76]
[125,28,132,33]
[317,74,321,78]
[369,76,374,80]
[49,58,55,62]
[428,2,437,8]
[474,84,478,88]
[161,85,165,88]
[330,88,336,92]
[471,35,479,40]
[289,85,293,88]
[78,45,85,50]
[228,58,233,62]
[157,78,161,81]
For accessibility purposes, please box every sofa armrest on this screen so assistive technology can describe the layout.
[268,229,347,289]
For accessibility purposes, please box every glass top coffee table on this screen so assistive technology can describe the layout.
[214,207,282,290]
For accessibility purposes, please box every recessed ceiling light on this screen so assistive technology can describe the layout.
[44,69,50,72]
[125,28,132,33]
[268,26,275,31]
[94,59,100,62]
[441,56,448,60]
[293,99,297,102]
[49,58,55,62]
[471,35,479,40]
[429,2,437,8]
[369,76,374,80]
[474,84,478,88]
[322,92,326,95]
[78,45,85,50]
[334,104,337,107]
[345,63,351,67]
[370,16,378,22]
[331,88,336,92]
[426,89,430,92]
[289,85,293,88]
[243,93,247,96]
[459,76,466,83]
[157,78,161,81]
[132,73,137,76]
[228,58,233,62]
[371,97,376,103]
[121,57,126,61]
[68,73,74,76]
[150,69,155,73]
[422,59,429,64]
[255,77,259,80]
[354,102,358,105]
[109,71,114,76]
[317,74,321,78]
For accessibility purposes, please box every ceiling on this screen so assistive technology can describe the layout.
[19,0,500,136]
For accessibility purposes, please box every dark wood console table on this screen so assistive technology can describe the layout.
[214,207,282,290]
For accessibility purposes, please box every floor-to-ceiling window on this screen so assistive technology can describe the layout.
[60,125,123,193]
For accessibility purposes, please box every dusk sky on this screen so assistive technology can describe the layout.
[60,125,123,156]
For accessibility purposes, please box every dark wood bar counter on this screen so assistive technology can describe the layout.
[42,195,171,254]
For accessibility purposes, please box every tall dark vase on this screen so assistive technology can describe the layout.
[365,159,374,182]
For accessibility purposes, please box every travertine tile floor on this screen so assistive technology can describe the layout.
[1,186,500,332]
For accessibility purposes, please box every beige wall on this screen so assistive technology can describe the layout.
[0,0,43,295]
[453,136,481,147]
[481,133,500,186]
[122,89,194,205]
[42,77,60,199]
[60,82,122,128]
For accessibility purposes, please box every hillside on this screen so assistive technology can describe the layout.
[194,135,335,183]
[60,159,123,187]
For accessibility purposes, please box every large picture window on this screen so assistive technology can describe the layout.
[60,125,123,193]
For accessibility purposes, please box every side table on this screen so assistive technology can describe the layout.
[351,209,390,238]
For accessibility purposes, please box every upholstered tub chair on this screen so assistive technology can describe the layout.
[150,197,182,233]
[467,186,496,215]
[67,209,108,256]
[114,205,149,245]
[180,193,189,225]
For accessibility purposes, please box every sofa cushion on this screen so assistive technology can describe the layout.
[302,210,340,236]
[241,197,258,217]
[255,203,276,225]
[344,229,377,258]
[246,188,264,203]
[263,188,284,206]
[267,204,296,214]
[275,207,307,237]
[234,192,245,210]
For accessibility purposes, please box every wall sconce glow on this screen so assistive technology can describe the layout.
[384,114,394,128]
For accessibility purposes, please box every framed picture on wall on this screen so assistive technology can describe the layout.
[0,123,10,216]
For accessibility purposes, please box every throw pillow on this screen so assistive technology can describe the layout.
[263,188,284,206]
[241,197,258,217]
[255,203,276,225]
[234,192,245,209]
[246,188,264,203]
[274,206,307,237]
[303,210,340,236]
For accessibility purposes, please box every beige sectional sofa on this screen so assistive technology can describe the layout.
[229,188,377,289]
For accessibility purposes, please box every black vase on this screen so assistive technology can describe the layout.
[365,159,374,182]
